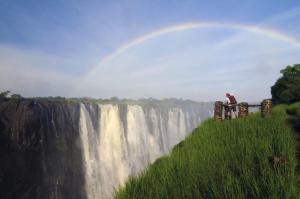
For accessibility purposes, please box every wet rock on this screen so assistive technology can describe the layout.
[0,99,86,199]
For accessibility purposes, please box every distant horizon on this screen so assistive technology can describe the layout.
[3,92,267,104]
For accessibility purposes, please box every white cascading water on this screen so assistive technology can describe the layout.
[79,103,209,199]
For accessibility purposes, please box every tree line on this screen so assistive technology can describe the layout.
[271,64,300,104]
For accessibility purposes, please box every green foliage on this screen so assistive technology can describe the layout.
[115,107,298,199]
[287,101,300,118]
[10,94,23,99]
[0,90,10,97]
[66,97,211,109]
[0,91,23,99]
[271,64,300,104]
[286,102,300,131]
[34,96,66,101]
[110,96,120,101]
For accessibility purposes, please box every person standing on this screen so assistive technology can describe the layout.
[225,93,238,118]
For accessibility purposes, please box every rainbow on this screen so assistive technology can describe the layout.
[85,21,300,77]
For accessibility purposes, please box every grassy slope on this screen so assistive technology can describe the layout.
[115,105,299,199]
[287,102,300,120]
[287,101,300,188]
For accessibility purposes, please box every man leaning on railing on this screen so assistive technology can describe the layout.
[224,93,238,118]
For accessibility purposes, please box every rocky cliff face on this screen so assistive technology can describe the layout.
[0,99,86,199]
[0,98,213,199]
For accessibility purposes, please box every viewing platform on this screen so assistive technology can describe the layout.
[214,99,272,121]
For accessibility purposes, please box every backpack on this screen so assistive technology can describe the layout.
[229,95,237,104]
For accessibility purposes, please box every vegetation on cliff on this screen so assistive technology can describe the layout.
[0,92,213,110]
[114,105,299,199]
[287,102,300,119]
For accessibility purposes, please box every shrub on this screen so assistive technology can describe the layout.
[271,64,300,104]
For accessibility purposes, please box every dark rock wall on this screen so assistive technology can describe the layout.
[0,99,86,199]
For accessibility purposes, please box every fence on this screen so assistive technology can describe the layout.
[214,99,272,121]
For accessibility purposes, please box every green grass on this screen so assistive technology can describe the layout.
[114,106,299,199]
[287,102,300,119]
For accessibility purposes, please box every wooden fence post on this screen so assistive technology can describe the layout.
[238,102,249,118]
[214,101,223,121]
[261,99,272,117]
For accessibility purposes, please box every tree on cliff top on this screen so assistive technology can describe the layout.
[271,64,300,104]
[0,90,10,98]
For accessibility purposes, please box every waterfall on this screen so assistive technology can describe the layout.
[79,103,210,199]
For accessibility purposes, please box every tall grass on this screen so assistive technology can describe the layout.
[287,102,300,119]
[114,106,299,199]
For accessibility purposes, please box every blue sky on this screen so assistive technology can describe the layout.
[0,0,300,101]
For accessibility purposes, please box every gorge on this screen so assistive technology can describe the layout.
[0,98,213,199]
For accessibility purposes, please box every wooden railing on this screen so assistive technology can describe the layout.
[214,99,272,121]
